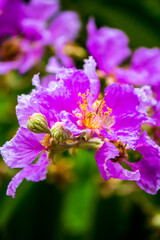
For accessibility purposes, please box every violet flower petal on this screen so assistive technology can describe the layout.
[101,83,146,148]
[116,47,160,86]
[49,11,81,45]
[83,56,100,102]
[87,18,131,74]
[7,152,49,198]
[131,131,160,194]
[95,142,140,181]
[0,127,45,168]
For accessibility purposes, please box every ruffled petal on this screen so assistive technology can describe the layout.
[104,83,139,115]
[95,142,119,180]
[102,83,146,148]
[95,142,140,181]
[16,85,57,128]
[105,160,140,181]
[17,62,91,128]
[56,67,91,112]
[7,152,49,198]
[83,56,100,102]
[135,86,157,114]
[46,56,62,74]
[59,111,84,136]
[41,74,57,89]
[130,131,160,194]
[0,127,44,168]
[101,113,143,149]
[32,73,41,89]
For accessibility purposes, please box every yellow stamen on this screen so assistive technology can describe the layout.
[41,134,52,149]
[75,90,114,132]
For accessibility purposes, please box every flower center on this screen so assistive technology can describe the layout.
[0,37,22,61]
[110,140,127,163]
[75,90,114,134]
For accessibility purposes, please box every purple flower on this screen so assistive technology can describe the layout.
[87,19,160,107]
[0,57,99,197]
[130,131,160,194]
[100,83,147,148]
[0,0,56,74]
[95,131,160,194]
[87,18,131,74]
[0,57,147,197]
[115,47,160,87]
[115,48,160,130]
[87,28,159,127]
[95,141,140,181]
[6,152,49,198]
[46,11,81,70]
[0,0,81,74]
[0,38,44,74]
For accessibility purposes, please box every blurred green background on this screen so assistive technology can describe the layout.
[0,0,160,239]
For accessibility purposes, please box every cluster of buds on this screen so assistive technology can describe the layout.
[27,113,72,143]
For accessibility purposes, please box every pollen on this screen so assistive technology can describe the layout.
[41,134,52,149]
[75,90,114,134]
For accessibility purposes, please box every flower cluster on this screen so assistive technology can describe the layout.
[1,10,160,198]
[1,55,160,197]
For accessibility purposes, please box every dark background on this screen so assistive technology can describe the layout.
[0,0,160,239]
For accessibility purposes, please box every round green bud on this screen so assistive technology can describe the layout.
[50,122,71,143]
[27,113,50,134]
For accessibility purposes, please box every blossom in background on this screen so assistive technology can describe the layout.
[86,18,160,101]
[87,18,160,95]
[0,0,57,74]
[0,0,81,74]
[115,47,160,140]
[86,18,131,75]
[115,47,160,88]
[47,11,81,70]
[87,18,160,139]
[1,56,156,197]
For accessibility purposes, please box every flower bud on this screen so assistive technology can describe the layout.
[50,122,71,143]
[27,113,50,134]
